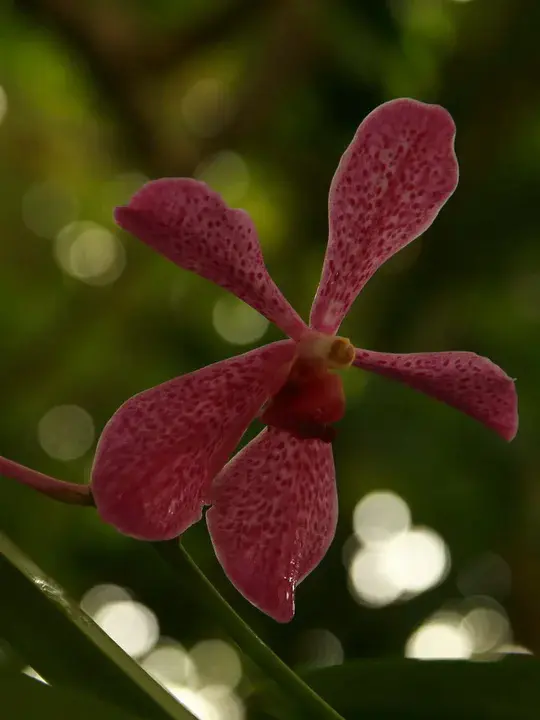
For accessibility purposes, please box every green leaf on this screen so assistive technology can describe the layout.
[250,658,540,719]
[0,672,143,720]
[154,541,345,720]
[0,532,196,720]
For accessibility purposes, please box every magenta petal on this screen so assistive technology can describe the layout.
[115,178,307,340]
[310,98,459,333]
[206,427,337,622]
[354,348,518,441]
[91,341,296,541]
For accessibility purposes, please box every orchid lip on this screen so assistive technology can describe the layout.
[296,332,355,371]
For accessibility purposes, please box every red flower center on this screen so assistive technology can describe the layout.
[260,334,354,442]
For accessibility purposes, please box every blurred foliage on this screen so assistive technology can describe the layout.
[250,658,540,719]
[1,0,540,717]
[0,673,145,720]
[0,532,187,719]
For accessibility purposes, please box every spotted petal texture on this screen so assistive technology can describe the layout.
[207,427,337,622]
[115,179,307,340]
[354,348,518,441]
[310,98,459,334]
[92,341,296,541]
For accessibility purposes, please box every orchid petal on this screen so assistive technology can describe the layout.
[310,98,458,333]
[115,179,307,340]
[91,341,296,541]
[206,427,337,622]
[354,348,518,441]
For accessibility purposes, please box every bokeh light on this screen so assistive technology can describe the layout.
[82,583,159,660]
[296,629,344,669]
[212,296,269,344]
[406,597,522,661]
[93,601,159,659]
[190,639,242,690]
[498,644,534,655]
[54,221,126,285]
[381,527,449,594]
[167,687,217,719]
[349,492,449,606]
[80,584,133,617]
[353,491,411,545]
[195,151,250,205]
[199,686,245,720]
[169,685,245,720]
[142,641,198,689]
[349,545,402,607]
[406,615,474,660]
[462,606,512,655]
[37,404,95,461]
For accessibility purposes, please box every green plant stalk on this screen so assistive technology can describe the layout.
[0,457,93,505]
[0,532,197,720]
[153,540,345,720]
[0,460,343,718]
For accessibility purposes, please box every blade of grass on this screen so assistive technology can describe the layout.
[249,658,540,719]
[0,671,145,720]
[153,540,345,720]
[0,531,196,720]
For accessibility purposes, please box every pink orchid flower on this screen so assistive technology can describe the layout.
[1,99,518,622]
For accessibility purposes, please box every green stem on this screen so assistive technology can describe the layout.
[153,541,345,720]
[0,456,93,506]
[0,532,196,720]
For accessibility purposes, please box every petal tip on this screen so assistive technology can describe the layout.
[207,508,297,622]
[502,425,518,443]
[499,381,519,442]
[271,603,295,624]
[113,204,136,231]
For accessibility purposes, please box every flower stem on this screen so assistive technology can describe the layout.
[153,540,345,720]
[0,456,93,506]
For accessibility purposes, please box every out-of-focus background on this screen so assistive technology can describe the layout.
[1,0,540,717]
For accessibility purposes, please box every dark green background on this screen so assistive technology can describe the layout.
[1,0,540,713]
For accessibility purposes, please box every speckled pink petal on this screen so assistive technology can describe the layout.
[206,427,337,622]
[115,179,307,340]
[354,348,518,441]
[310,98,459,334]
[91,341,296,541]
